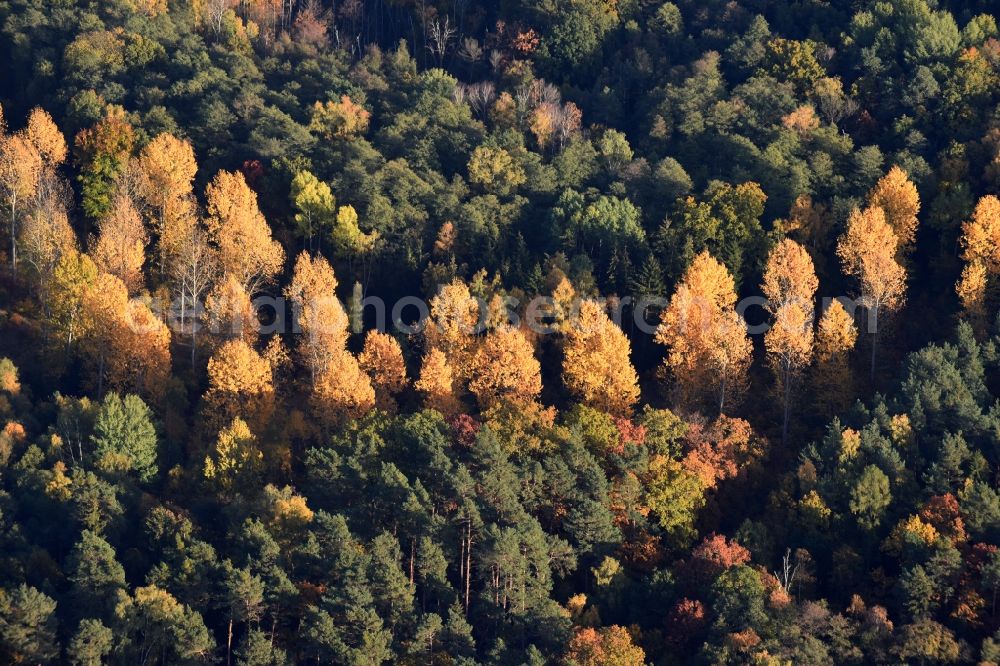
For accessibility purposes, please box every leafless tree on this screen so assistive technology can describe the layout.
[32,168,72,220]
[112,157,149,217]
[553,101,582,149]
[427,17,456,66]
[20,170,73,301]
[466,81,496,118]
[529,79,561,108]
[170,226,219,365]
[488,49,504,76]
[458,37,482,64]
[205,0,234,37]
[774,548,801,595]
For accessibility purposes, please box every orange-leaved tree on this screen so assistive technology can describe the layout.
[415,348,460,416]
[81,271,169,402]
[24,107,67,168]
[91,194,148,294]
[204,338,275,434]
[203,274,257,348]
[0,129,42,268]
[285,251,372,424]
[564,625,646,666]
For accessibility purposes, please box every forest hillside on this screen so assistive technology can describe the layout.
[1,0,1000,664]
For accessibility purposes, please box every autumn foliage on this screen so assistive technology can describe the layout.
[657,251,751,413]
[205,170,284,295]
[561,299,640,416]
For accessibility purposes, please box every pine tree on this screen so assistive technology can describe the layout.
[67,619,113,666]
[0,584,59,664]
[67,530,127,620]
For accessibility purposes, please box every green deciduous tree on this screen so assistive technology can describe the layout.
[91,393,159,482]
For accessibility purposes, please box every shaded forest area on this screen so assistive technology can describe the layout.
[2,0,1000,664]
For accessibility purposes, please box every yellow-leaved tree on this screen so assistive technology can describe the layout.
[47,249,97,355]
[20,201,77,310]
[423,278,481,386]
[956,195,1000,333]
[562,299,640,416]
[813,299,858,418]
[285,251,373,425]
[203,416,263,498]
[136,133,198,272]
[836,206,906,382]
[468,325,542,410]
[205,170,284,295]
[761,239,818,443]
[866,165,920,253]
[657,251,751,413]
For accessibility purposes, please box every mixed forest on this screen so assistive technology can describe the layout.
[5,0,1000,663]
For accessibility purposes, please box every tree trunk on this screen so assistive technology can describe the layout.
[9,198,17,269]
[782,363,792,446]
[227,615,233,666]
[870,305,879,385]
[718,368,728,415]
[465,520,472,614]
[191,308,198,367]
[97,353,105,397]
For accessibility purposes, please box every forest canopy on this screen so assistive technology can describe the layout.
[1,0,1000,664]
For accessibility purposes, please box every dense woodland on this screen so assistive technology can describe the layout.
[4,0,1000,663]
